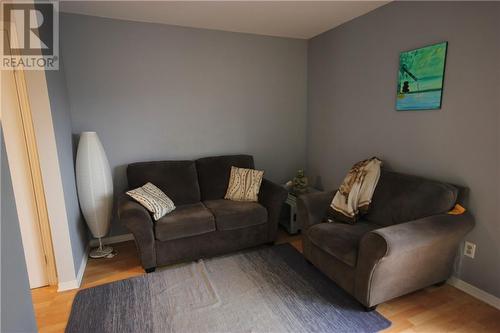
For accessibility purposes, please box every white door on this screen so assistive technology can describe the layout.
[1,60,49,288]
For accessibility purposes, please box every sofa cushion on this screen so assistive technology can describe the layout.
[196,155,255,201]
[308,221,379,267]
[204,199,267,231]
[365,170,458,226]
[127,160,201,205]
[154,203,215,241]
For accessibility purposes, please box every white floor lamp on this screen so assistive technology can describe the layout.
[76,131,114,258]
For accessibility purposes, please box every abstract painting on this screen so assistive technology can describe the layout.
[396,42,448,111]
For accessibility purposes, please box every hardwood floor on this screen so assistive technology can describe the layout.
[31,230,500,333]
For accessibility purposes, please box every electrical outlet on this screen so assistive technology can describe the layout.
[464,241,476,258]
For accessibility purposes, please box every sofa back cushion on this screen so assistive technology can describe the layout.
[127,160,200,205]
[196,155,255,200]
[365,170,458,226]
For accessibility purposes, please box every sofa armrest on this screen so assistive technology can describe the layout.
[117,194,156,269]
[355,212,474,307]
[363,212,474,255]
[297,191,335,231]
[258,179,288,241]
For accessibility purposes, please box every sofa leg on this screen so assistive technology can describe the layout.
[364,305,377,312]
[145,267,156,273]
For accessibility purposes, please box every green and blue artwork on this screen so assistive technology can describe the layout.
[396,42,448,111]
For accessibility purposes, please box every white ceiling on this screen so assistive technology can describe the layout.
[60,1,389,39]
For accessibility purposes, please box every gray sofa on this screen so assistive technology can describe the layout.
[118,155,287,272]
[297,170,474,310]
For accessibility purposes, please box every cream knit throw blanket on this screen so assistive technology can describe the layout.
[330,157,382,223]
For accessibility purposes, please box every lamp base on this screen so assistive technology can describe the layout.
[89,245,113,258]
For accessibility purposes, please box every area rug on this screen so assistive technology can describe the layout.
[66,244,390,333]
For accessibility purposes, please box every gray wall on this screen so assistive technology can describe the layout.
[1,126,38,333]
[307,1,500,297]
[45,58,88,273]
[60,13,307,235]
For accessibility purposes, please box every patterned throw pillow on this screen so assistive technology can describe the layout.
[126,182,175,220]
[224,166,264,202]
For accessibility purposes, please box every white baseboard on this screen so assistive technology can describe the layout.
[448,277,500,310]
[57,235,133,292]
[57,279,80,292]
[57,246,89,292]
[76,246,89,286]
[89,233,134,247]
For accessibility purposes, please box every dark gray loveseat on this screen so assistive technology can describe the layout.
[297,170,474,310]
[118,155,287,272]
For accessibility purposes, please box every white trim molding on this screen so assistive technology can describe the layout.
[76,247,90,287]
[57,279,80,292]
[89,233,134,247]
[448,277,500,310]
[58,234,134,291]
[57,247,90,292]
[25,67,78,287]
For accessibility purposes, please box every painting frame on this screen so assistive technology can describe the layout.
[396,41,448,111]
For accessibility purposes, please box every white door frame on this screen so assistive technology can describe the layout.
[2,0,86,291]
[2,55,49,288]
[1,27,58,287]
